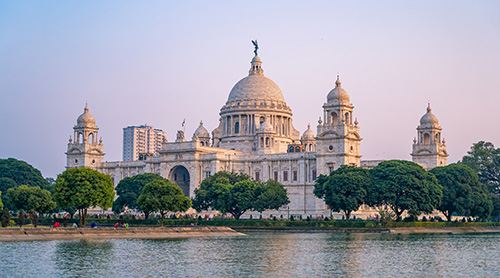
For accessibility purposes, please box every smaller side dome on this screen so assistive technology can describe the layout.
[301,124,316,141]
[258,118,274,133]
[420,104,439,127]
[327,76,350,104]
[194,121,210,138]
[77,104,96,127]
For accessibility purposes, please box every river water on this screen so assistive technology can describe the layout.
[1,232,500,277]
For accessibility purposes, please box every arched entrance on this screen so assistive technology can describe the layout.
[169,165,190,196]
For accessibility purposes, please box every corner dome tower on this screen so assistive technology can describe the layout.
[77,104,96,127]
[212,41,300,152]
[327,76,350,104]
[419,104,439,127]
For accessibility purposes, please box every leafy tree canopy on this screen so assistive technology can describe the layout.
[0,191,3,211]
[54,168,114,227]
[137,179,191,226]
[367,160,442,219]
[192,172,289,219]
[0,158,50,190]
[6,185,56,213]
[254,180,290,213]
[431,163,492,221]
[6,185,56,227]
[460,141,500,217]
[314,165,370,220]
[113,173,165,213]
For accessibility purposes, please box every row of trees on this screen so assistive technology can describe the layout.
[112,171,290,221]
[314,160,492,221]
[2,140,500,226]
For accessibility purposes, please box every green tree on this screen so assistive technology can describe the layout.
[137,179,191,226]
[54,168,114,227]
[431,163,492,221]
[0,158,50,190]
[193,172,289,219]
[367,160,442,220]
[1,208,11,227]
[113,173,165,215]
[0,177,18,209]
[5,185,56,227]
[254,180,290,213]
[0,191,3,211]
[314,165,370,220]
[460,141,500,218]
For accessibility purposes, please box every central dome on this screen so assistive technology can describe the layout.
[227,75,285,104]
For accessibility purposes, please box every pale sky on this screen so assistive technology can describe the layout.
[1,1,499,178]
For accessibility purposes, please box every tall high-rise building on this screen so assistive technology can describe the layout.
[123,125,166,161]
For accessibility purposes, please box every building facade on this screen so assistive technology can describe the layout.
[123,125,166,161]
[66,47,447,216]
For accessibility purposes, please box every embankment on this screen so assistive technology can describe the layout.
[0,226,245,242]
[389,226,500,234]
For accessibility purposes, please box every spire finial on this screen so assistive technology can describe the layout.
[427,102,431,112]
[84,103,89,113]
[249,41,264,76]
[335,75,341,87]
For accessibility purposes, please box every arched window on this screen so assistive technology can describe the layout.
[423,133,430,144]
[331,112,338,126]
[435,133,440,143]
[234,122,240,134]
[345,112,350,124]
[260,116,265,125]
[88,133,94,144]
[266,137,270,147]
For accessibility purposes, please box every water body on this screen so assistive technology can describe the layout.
[1,232,500,277]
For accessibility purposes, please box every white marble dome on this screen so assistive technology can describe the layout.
[259,119,274,132]
[420,105,439,126]
[194,121,210,138]
[227,75,285,104]
[327,77,350,104]
[301,124,316,141]
[77,105,96,127]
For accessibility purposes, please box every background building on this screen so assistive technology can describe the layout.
[123,125,166,161]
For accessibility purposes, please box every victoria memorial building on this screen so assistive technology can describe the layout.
[65,46,449,216]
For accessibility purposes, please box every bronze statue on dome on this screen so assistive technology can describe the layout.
[252,40,259,55]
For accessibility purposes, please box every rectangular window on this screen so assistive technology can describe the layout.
[274,171,278,181]
[205,171,211,178]
[293,170,298,181]
[255,172,260,181]
[312,170,317,181]
[283,171,288,182]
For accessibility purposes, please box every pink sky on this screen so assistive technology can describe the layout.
[1,1,499,178]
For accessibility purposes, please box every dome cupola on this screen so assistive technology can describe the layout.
[419,104,439,127]
[77,104,96,127]
[301,124,316,141]
[327,76,350,104]
[194,121,210,138]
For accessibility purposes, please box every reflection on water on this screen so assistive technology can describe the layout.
[1,232,500,277]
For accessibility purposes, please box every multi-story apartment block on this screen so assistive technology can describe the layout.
[122,125,166,161]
